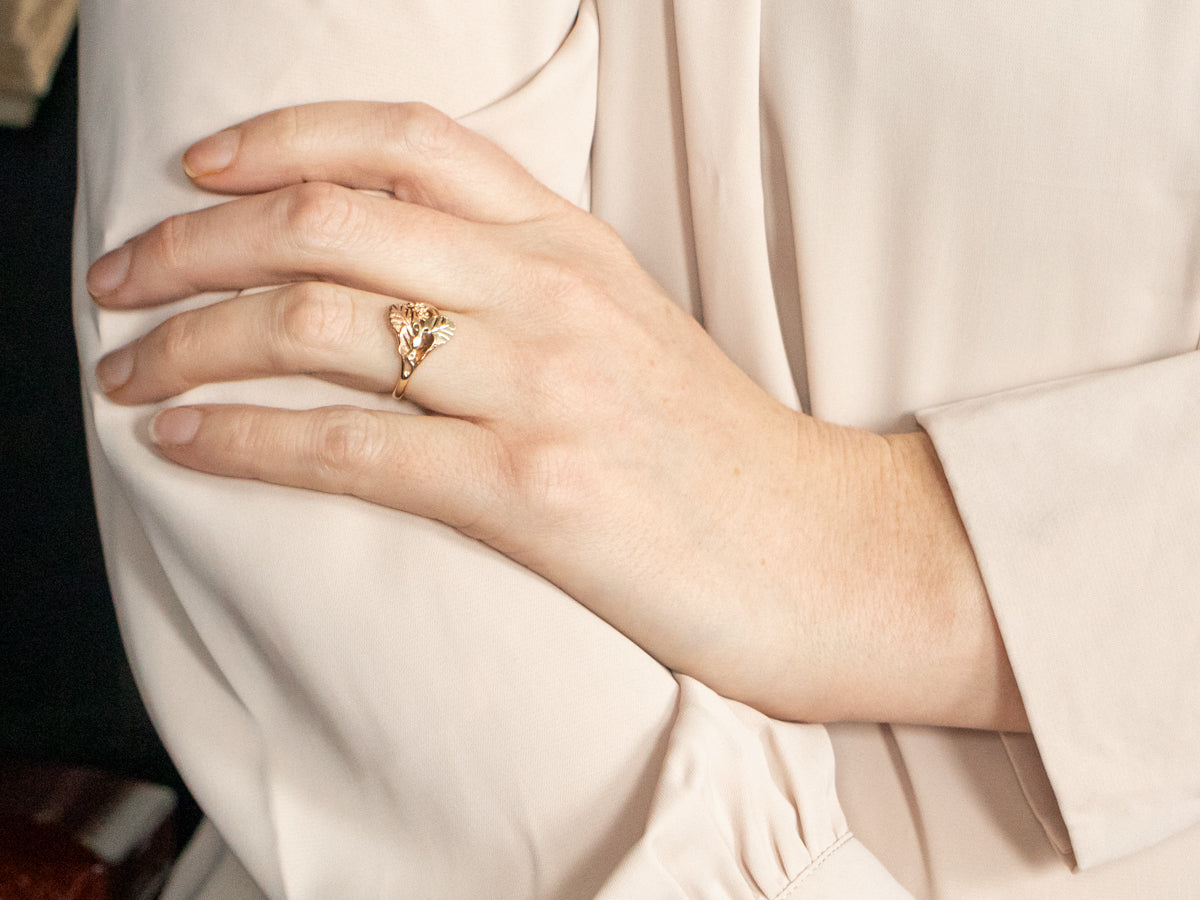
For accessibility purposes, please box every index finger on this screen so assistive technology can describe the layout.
[182,101,564,224]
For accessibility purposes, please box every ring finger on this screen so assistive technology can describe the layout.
[97,281,503,418]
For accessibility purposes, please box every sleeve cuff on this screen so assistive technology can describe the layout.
[917,350,1200,869]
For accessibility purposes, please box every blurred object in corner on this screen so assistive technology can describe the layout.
[0,763,177,899]
[0,0,77,127]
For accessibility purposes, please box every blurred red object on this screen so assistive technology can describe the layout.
[0,763,176,900]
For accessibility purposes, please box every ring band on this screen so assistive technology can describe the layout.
[387,301,455,400]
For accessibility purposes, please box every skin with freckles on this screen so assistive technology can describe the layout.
[90,101,1029,732]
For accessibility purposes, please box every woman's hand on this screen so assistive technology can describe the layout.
[89,101,1027,731]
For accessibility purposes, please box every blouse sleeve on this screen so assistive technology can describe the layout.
[917,348,1200,869]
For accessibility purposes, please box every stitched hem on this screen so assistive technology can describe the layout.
[771,832,854,900]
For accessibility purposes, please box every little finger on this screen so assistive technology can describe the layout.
[182,102,563,224]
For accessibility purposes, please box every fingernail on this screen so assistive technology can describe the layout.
[183,128,240,178]
[151,408,202,445]
[97,346,134,392]
[87,244,132,297]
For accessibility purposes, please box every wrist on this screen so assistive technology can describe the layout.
[883,430,1029,731]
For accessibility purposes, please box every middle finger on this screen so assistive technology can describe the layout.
[87,182,505,313]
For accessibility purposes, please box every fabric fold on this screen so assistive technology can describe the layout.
[596,678,908,899]
[918,350,1200,868]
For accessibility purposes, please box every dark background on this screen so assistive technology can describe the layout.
[0,37,198,835]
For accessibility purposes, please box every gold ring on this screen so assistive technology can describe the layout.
[387,301,455,400]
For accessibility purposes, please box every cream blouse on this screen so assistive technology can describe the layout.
[76,1,1200,897]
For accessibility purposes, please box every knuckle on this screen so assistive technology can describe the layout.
[499,439,594,525]
[273,104,336,161]
[590,218,631,260]
[311,407,388,479]
[280,181,360,254]
[158,310,204,369]
[529,252,616,317]
[278,283,358,356]
[518,346,586,410]
[443,435,510,541]
[153,213,192,271]
[391,102,458,162]
[275,104,312,157]
[382,103,460,204]
[219,412,265,462]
